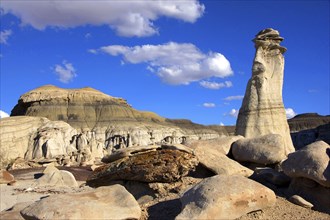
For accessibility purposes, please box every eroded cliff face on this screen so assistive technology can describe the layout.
[235,28,294,155]
[2,85,225,168]
[0,116,49,168]
[11,85,223,146]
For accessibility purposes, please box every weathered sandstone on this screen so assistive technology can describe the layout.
[11,85,223,149]
[281,141,330,188]
[188,137,253,177]
[1,85,228,169]
[232,134,286,165]
[176,175,276,219]
[87,145,198,186]
[0,116,49,169]
[21,185,141,220]
[31,163,78,188]
[235,28,294,155]
[187,135,243,155]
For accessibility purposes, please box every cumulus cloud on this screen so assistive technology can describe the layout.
[54,60,77,83]
[200,81,232,90]
[0,110,10,118]
[203,103,216,108]
[224,95,244,101]
[1,0,204,37]
[219,122,225,126]
[93,42,233,85]
[229,109,239,117]
[0,29,12,44]
[285,108,297,119]
[224,108,239,118]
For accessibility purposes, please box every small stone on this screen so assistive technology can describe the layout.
[289,195,313,208]
[0,170,15,184]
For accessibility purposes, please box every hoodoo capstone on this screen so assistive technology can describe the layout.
[235,28,294,155]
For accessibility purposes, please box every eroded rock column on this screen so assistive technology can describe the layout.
[235,28,294,155]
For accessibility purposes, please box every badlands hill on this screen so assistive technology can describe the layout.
[288,113,330,132]
[0,85,230,169]
[11,84,166,127]
[11,84,227,138]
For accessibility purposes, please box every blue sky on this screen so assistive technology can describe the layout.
[0,0,329,125]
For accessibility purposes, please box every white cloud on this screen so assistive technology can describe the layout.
[229,109,239,117]
[94,42,233,85]
[0,110,10,118]
[203,103,216,108]
[224,95,244,101]
[200,80,233,90]
[224,108,239,118]
[1,0,204,37]
[54,60,77,83]
[285,108,297,119]
[219,122,225,126]
[0,29,12,44]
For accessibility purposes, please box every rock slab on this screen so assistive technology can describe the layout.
[187,135,243,155]
[235,28,294,155]
[21,185,141,220]
[87,147,198,186]
[176,175,276,220]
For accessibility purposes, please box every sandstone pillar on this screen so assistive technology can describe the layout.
[235,28,295,155]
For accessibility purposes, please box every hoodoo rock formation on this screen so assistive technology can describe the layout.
[235,28,294,155]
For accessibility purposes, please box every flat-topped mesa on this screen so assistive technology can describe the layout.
[235,28,295,155]
[10,84,164,129]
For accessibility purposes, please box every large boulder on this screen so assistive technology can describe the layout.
[232,134,286,165]
[281,141,330,188]
[188,137,253,177]
[235,28,294,155]
[87,145,198,186]
[21,185,141,220]
[176,175,276,219]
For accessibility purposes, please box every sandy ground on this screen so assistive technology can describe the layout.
[1,167,329,220]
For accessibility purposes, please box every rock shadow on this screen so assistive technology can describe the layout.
[148,198,181,220]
